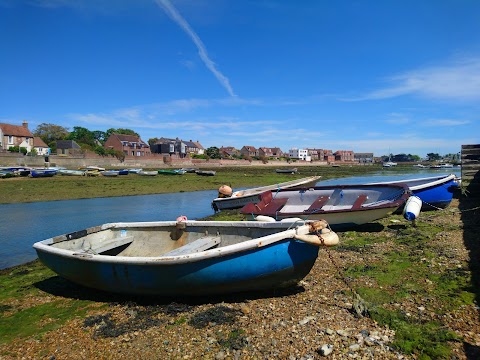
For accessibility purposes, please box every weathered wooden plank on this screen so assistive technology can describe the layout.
[163,236,221,256]
[461,144,480,150]
[91,236,134,253]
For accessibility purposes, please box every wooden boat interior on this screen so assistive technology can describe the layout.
[47,222,306,258]
[242,186,405,216]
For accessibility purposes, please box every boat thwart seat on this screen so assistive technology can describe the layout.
[162,236,221,256]
[85,235,134,254]
[304,195,330,212]
[241,191,288,217]
[351,194,368,210]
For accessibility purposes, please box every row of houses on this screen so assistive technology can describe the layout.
[221,146,373,163]
[0,121,373,162]
[0,122,206,158]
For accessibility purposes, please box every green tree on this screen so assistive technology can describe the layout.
[427,153,441,161]
[66,126,96,147]
[33,123,69,144]
[206,146,221,159]
[92,130,107,144]
[8,146,27,155]
[105,128,139,140]
[94,146,107,156]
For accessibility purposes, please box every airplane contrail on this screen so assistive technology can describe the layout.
[155,0,236,97]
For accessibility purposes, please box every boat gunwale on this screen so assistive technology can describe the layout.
[212,176,322,204]
[33,221,314,265]
[369,173,458,191]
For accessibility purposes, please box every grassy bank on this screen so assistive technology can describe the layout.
[0,165,391,204]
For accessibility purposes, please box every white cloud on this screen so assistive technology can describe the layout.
[358,57,480,102]
[421,118,471,127]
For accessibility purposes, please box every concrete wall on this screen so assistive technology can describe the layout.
[0,152,340,169]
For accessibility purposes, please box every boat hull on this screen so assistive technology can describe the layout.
[33,221,320,296]
[29,169,57,177]
[241,184,409,229]
[370,174,459,210]
[35,239,317,296]
[212,176,322,211]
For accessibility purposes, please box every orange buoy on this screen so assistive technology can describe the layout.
[218,185,233,197]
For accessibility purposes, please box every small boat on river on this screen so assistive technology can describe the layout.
[158,169,186,175]
[102,170,119,177]
[212,176,322,211]
[58,169,86,176]
[241,183,409,229]
[29,169,57,178]
[276,168,298,174]
[369,173,460,210]
[33,219,337,296]
[138,170,157,176]
[195,170,216,176]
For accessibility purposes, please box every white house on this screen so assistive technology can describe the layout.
[288,148,311,161]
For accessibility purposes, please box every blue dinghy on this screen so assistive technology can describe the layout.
[370,173,459,210]
[29,169,57,177]
[33,219,336,296]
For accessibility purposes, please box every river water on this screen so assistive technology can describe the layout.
[0,169,460,270]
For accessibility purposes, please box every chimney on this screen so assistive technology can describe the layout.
[22,120,28,129]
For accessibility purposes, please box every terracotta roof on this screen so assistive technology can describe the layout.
[0,123,33,137]
[191,141,204,149]
[33,137,48,147]
[114,134,148,145]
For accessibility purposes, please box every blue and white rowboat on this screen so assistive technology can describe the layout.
[370,173,459,210]
[33,220,334,296]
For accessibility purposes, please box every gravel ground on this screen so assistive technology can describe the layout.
[1,198,479,360]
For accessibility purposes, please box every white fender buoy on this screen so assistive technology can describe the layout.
[403,196,422,221]
[280,217,304,223]
[255,215,276,222]
[294,231,339,247]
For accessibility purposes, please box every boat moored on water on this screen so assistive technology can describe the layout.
[212,176,322,211]
[33,219,338,296]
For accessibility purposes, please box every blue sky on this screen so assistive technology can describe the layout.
[1,0,479,157]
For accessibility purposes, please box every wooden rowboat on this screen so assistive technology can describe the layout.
[158,169,186,175]
[275,168,298,174]
[33,220,337,296]
[241,183,410,230]
[195,170,216,176]
[212,176,322,211]
[369,173,460,210]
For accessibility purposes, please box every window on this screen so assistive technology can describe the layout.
[136,151,141,156]
[8,136,13,144]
